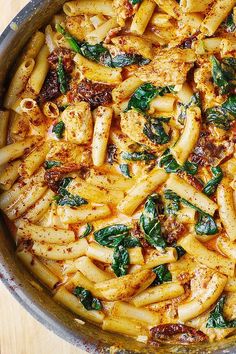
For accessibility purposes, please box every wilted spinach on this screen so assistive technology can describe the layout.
[211,55,236,94]
[143,119,170,145]
[173,245,186,259]
[122,151,156,161]
[73,287,102,310]
[44,161,61,170]
[119,164,132,178]
[203,167,223,196]
[126,83,175,112]
[164,190,218,235]
[57,56,69,94]
[94,224,130,248]
[81,223,93,238]
[101,52,150,67]
[206,295,236,328]
[140,194,167,249]
[177,93,201,125]
[159,149,198,175]
[52,121,65,139]
[205,95,236,130]
[107,144,118,165]
[164,189,180,216]
[112,244,130,277]
[152,264,172,286]
[129,0,142,4]
[55,177,88,207]
[223,11,236,32]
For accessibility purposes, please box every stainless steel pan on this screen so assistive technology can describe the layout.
[0,1,236,352]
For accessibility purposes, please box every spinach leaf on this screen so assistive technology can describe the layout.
[206,295,236,328]
[126,83,174,112]
[123,235,140,248]
[94,224,130,248]
[183,161,199,175]
[56,24,149,68]
[143,119,170,145]
[140,194,167,249]
[52,121,65,139]
[152,264,172,286]
[81,223,93,238]
[195,212,218,235]
[44,161,61,170]
[164,189,180,216]
[205,106,235,130]
[211,55,231,94]
[122,151,156,161]
[222,95,236,116]
[73,286,102,310]
[165,189,218,235]
[223,11,236,32]
[174,245,186,259]
[178,93,201,125]
[203,167,223,196]
[159,149,180,173]
[57,56,69,94]
[119,164,132,178]
[102,52,150,67]
[56,177,88,207]
[112,244,130,277]
[129,0,142,4]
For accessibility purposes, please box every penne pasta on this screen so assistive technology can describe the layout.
[130,0,156,35]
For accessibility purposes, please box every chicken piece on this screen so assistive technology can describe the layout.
[136,48,196,86]
[61,102,93,145]
[46,140,92,165]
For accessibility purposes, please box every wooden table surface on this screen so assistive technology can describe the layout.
[0,2,87,353]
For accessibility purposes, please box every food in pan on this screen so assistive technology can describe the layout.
[0,0,236,345]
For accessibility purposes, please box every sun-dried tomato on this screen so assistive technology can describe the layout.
[77,79,112,109]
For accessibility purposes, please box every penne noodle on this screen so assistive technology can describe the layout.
[87,18,117,44]
[19,31,45,63]
[74,256,114,282]
[0,136,40,167]
[43,102,60,119]
[180,0,214,13]
[165,174,218,216]
[0,111,10,148]
[32,238,88,260]
[118,167,168,216]
[178,272,227,321]
[170,107,201,165]
[63,0,115,17]
[57,204,111,224]
[154,0,181,18]
[23,189,55,223]
[217,178,236,241]
[54,286,104,323]
[86,169,134,191]
[217,235,236,261]
[178,234,235,276]
[102,317,149,338]
[27,45,50,95]
[17,248,60,289]
[18,141,49,178]
[0,160,21,191]
[143,248,178,269]
[112,77,143,103]
[17,220,76,244]
[92,106,113,167]
[131,282,185,307]
[131,0,156,35]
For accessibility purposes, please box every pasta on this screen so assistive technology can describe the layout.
[2,0,236,346]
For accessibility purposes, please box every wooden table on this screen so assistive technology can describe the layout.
[0,2,87,353]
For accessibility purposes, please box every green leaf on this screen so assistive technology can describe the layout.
[159,149,181,173]
[57,56,69,94]
[56,24,82,53]
[122,151,156,161]
[211,55,231,94]
[223,11,236,32]
[94,224,130,248]
[143,119,170,145]
[222,95,236,116]
[173,245,186,259]
[126,83,174,112]
[44,161,61,169]
[52,121,65,139]
[206,295,236,328]
[183,161,198,175]
[123,235,140,248]
[102,52,150,67]
[178,93,201,125]
[119,164,132,178]
[203,167,223,196]
[129,0,142,4]
[164,189,180,216]
[112,244,130,277]
[81,223,93,238]
[152,264,172,286]
[205,106,235,130]
[56,177,88,207]
[195,213,218,235]
[73,286,102,310]
[140,194,167,249]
